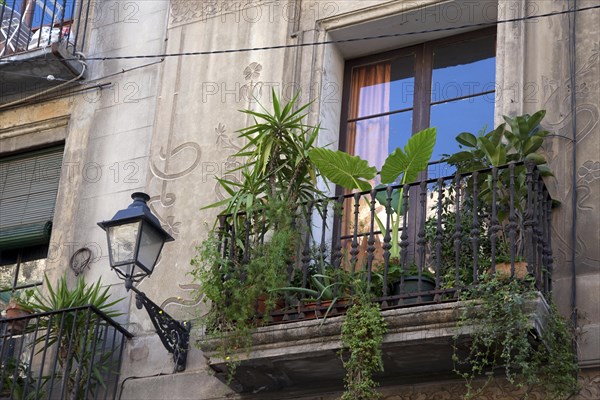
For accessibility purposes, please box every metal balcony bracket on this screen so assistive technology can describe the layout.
[130,286,191,372]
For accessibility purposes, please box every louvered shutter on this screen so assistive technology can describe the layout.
[0,146,64,250]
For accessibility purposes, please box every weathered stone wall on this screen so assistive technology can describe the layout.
[2,0,597,398]
[118,0,600,396]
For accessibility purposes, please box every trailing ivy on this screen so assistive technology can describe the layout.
[190,218,296,380]
[453,274,578,399]
[340,283,387,400]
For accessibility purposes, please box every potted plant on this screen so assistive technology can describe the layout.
[275,262,355,320]
[387,262,436,304]
[191,91,324,379]
[453,274,579,399]
[27,274,123,400]
[4,288,35,334]
[445,110,554,279]
[309,127,437,264]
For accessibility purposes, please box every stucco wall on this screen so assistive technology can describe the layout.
[1,0,598,398]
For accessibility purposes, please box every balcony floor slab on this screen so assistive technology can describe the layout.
[200,293,550,393]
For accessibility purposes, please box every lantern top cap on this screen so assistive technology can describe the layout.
[97,192,174,242]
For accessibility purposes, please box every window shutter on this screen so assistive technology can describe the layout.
[0,146,64,250]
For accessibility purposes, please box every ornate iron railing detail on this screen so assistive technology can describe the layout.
[217,162,554,323]
[0,305,132,399]
[0,0,91,58]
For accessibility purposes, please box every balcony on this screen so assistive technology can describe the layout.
[0,0,88,103]
[0,305,132,399]
[200,162,555,393]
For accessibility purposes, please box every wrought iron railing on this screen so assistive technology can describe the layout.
[217,161,554,322]
[0,0,90,58]
[0,305,132,399]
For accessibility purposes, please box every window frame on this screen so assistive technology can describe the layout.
[0,144,64,300]
[338,27,497,163]
[334,28,497,257]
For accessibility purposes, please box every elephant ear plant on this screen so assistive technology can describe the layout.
[309,127,437,261]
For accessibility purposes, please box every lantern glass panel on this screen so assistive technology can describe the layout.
[137,222,165,273]
[108,221,141,265]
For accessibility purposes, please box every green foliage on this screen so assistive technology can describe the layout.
[424,186,491,288]
[204,91,322,233]
[190,219,296,379]
[308,148,376,191]
[0,357,45,400]
[445,111,554,260]
[28,274,123,399]
[9,288,36,312]
[310,128,437,259]
[379,127,437,185]
[453,275,578,399]
[29,274,122,316]
[340,284,387,400]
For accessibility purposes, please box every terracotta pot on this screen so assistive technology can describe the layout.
[491,261,529,279]
[298,299,349,320]
[5,305,32,334]
[256,295,286,324]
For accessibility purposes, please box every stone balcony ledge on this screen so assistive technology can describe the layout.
[199,292,550,393]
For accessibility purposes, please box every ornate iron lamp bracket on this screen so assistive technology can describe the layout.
[129,285,190,372]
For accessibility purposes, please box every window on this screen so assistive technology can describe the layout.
[0,146,63,305]
[340,29,496,180]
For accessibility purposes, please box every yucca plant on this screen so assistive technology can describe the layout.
[28,274,123,400]
[204,90,322,238]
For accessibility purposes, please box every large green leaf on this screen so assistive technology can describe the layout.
[380,127,436,184]
[374,184,401,214]
[308,148,376,191]
[522,136,544,155]
[456,132,478,148]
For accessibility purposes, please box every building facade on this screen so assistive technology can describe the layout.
[1,0,598,399]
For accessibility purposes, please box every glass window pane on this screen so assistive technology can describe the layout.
[17,258,45,287]
[429,94,495,178]
[431,34,496,103]
[388,111,414,154]
[349,54,415,119]
[348,110,413,175]
[389,55,417,111]
[108,221,141,264]
[137,223,164,273]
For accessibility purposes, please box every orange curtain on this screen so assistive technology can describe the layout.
[341,62,391,271]
[346,62,392,173]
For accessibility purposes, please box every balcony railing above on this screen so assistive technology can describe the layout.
[0,305,132,400]
[0,0,89,102]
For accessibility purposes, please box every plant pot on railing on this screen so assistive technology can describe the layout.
[4,301,32,335]
[391,275,436,305]
[491,261,529,280]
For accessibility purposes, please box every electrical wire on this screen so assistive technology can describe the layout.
[0,55,87,110]
[0,4,598,65]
